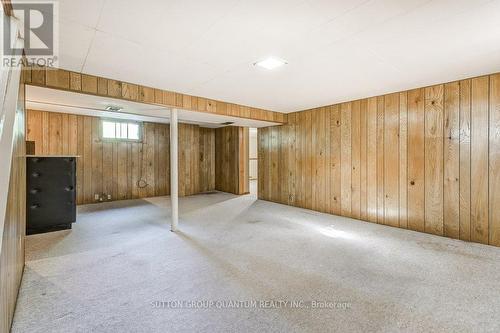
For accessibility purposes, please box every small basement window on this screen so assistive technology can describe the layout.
[101,120,142,141]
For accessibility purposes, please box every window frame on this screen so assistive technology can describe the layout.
[100,118,143,142]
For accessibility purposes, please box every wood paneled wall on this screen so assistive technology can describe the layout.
[26,110,216,204]
[178,124,215,196]
[0,68,26,333]
[259,74,500,247]
[215,126,249,195]
[22,65,285,124]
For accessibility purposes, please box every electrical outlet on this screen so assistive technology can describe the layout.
[94,194,99,201]
[107,194,112,200]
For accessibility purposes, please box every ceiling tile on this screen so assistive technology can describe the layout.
[55,0,105,28]
[53,0,500,112]
[56,19,95,72]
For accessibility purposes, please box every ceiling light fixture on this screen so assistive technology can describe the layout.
[105,105,123,112]
[254,57,287,70]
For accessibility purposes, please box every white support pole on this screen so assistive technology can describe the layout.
[170,108,179,232]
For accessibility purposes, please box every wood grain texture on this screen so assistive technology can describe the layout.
[399,92,408,229]
[215,126,249,195]
[360,100,368,221]
[408,89,425,232]
[459,80,472,241]
[376,96,385,224]
[330,106,342,215]
[23,65,285,124]
[471,76,489,244]
[258,73,500,247]
[351,101,361,219]
[0,73,26,333]
[26,110,216,204]
[443,82,460,239]
[424,85,444,236]
[341,103,352,217]
[384,93,399,227]
[366,98,378,223]
[490,73,500,246]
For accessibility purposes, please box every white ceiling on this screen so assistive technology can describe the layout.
[27,0,500,112]
[26,86,279,128]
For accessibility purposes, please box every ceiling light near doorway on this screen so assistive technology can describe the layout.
[254,57,287,70]
[105,105,123,112]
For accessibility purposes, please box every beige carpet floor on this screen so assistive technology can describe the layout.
[12,185,500,332]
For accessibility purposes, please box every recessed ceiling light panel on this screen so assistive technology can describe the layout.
[254,57,287,70]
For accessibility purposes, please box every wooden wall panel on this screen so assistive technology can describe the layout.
[330,106,341,215]
[76,117,84,204]
[239,127,250,195]
[258,72,500,247]
[279,116,288,204]
[384,93,399,227]
[270,126,279,201]
[351,101,361,219]
[470,77,489,244]
[299,112,307,206]
[459,80,472,241]
[199,127,215,193]
[26,110,216,204]
[443,82,460,239]
[0,71,26,333]
[287,113,297,206]
[303,111,310,208]
[424,85,444,236]
[323,107,331,214]
[216,126,249,195]
[26,109,42,154]
[341,103,352,217]
[490,74,500,246]
[407,89,425,232]
[360,100,368,221]
[83,116,92,203]
[399,92,408,229]
[116,142,128,200]
[366,98,378,222]
[376,96,385,224]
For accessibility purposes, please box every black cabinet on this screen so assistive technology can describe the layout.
[26,156,77,235]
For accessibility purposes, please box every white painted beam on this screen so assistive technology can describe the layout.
[170,108,178,231]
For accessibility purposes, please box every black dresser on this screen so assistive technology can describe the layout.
[26,156,77,235]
